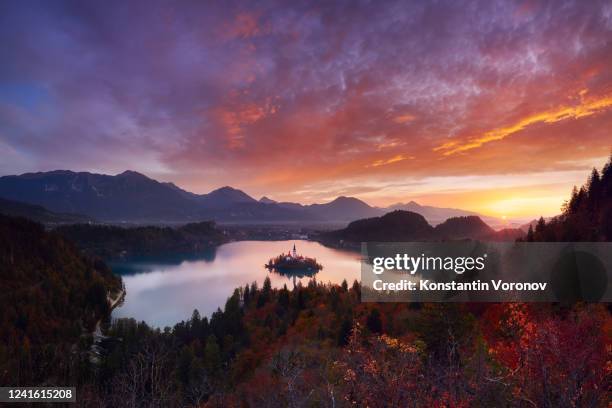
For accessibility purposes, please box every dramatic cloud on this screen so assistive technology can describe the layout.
[435,94,612,155]
[0,0,611,217]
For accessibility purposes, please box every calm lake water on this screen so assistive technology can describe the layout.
[111,240,360,327]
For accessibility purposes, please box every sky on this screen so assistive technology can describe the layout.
[0,0,611,219]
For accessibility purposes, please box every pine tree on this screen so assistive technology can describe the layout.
[601,153,612,196]
[341,279,348,292]
[262,276,272,296]
[351,280,361,299]
[204,336,222,375]
[526,225,534,242]
[587,168,602,211]
[243,284,250,307]
[535,217,546,233]
[190,309,201,339]
[258,276,272,307]
[567,186,578,214]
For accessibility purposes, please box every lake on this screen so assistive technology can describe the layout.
[111,240,361,327]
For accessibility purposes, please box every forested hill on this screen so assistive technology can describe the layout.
[0,197,91,224]
[0,215,122,386]
[322,211,523,245]
[329,210,435,242]
[524,153,612,242]
[55,221,227,258]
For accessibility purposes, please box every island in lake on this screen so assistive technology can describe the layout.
[265,243,323,277]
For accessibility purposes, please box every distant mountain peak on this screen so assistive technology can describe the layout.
[211,185,241,193]
[204,186,256,204]
[388,200,420,209]
[117,170,149,179]
[259,196,277,204]
[328,196,367,205]
[45,169,76,176]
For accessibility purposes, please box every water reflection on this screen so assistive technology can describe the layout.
[268,265,319,288]
[112,240,360,327]
[109,248,217,275]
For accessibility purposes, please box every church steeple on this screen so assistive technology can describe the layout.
[292,243,297,258]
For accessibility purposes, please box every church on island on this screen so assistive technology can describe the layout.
[286,244,298,260]
[265,243,323,273]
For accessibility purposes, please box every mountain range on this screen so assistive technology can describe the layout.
[0,170,505,227]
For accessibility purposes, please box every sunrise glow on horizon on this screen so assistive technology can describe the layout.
[1,1,611,220]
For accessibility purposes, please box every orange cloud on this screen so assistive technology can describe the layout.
[393,114,416,124]
[434,94,612,155]
[368,154,412,167]
[216,100,278,148]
